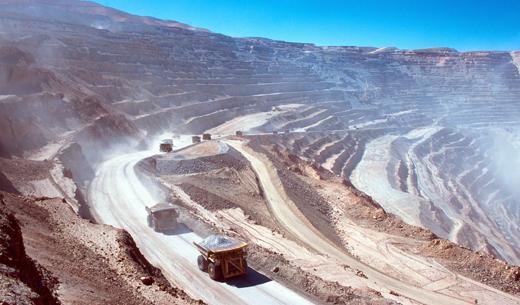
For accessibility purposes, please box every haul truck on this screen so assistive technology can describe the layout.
[159,139,173,152]
[146,203,178,232]
[194,234,248,281]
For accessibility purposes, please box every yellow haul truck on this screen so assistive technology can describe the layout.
[194,234,248,281]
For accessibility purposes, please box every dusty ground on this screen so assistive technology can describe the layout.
[0,156,203,305]
[152,142,402,304]
[4,133,519,304]
[0,194,59,305]
[151,136,520,305]
[247,244,393,305]
[3,132,519,304]
[247,136,520,297]
[148,143,277,229]
[2,192,202,305]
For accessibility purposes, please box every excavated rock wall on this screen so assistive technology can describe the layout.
[0,195,59,305]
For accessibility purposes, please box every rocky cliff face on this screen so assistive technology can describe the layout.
[0,196,59,305]
[1,0,520,263]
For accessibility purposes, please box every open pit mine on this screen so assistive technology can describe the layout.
[1,1,520,304]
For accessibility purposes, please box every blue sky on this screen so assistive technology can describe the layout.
[95,0,520,51]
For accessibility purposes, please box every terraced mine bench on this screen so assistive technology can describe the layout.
[194,235,248,281]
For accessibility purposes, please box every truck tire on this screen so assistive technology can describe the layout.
[197,255,208,271]
[208,262,222,281]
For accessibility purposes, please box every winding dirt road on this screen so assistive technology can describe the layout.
[87,144,314,305]
[226,139,520,305]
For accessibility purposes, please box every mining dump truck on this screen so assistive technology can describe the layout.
[192,135,201,144]
[202,133,212,140]
[159,139,173,152]
[194,234,248,281]
[146,203,178,232]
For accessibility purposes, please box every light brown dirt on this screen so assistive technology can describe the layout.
[0,155,203,305]
[173,141,224,159]
[252,139,520,297]
[154,146,278,229]
[2,192,202,305]
[420,239,520,295]
[154,144,396,304]
[0,194,59,305]
[247,244,394,305]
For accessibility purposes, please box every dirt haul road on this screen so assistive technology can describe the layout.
[87,146,314,305]
[226,140,520,305]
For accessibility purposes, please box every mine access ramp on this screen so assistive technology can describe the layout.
[194,234,248,281]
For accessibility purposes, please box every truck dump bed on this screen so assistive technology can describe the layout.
[195,234,247,253]
[194,234,248,280]
[146,202,178,232]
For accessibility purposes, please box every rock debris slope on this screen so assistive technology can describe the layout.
[0,157,203,304]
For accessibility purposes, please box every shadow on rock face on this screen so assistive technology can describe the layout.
[0,171,19,195]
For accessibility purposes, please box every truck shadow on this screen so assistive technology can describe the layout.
[161,223,193,236]
[225,267,272,288]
